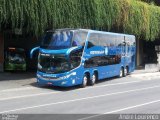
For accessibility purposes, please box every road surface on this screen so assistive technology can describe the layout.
[0,72,160,120]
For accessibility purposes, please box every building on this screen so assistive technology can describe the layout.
[0,30,39,72]
[0,33,4,71]
[0,0,160,72]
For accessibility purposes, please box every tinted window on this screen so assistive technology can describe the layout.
[130,36,136,46]
[84,55,121,68]
[87,33,99,48]
[70,49,83,69]
[115,35,125,46]
[99,34,106,46]
[99,34,117,47]
[105,35,116,46]
[87,33,129,47]
[72,31,88,47]
[6,50,25,64]
[41,31,73,50]
[38,54,70,74]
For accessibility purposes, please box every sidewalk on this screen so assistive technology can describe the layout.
[133,63,160,74]
[0,72,36,81]
[0,72,36,90]
[130,69,160,80]
[132,69,159,74]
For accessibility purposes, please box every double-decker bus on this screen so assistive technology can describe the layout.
[31,29,136,87]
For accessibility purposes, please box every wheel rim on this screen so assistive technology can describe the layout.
[124,68,127,76]
[83,76,87,86]
[120,69,123,77]
[92,74,96,84]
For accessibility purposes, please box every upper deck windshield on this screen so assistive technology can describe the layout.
[40,30,88,50]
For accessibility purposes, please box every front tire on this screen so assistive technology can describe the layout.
[80,74,88,88]
[119,67,124,77]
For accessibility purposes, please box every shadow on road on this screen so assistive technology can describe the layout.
[0,72,36,81]
[0,71,121,91]
[30,82,81,92]
[30,76,120,92]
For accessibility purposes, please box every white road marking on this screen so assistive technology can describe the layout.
[82,78,157,90]
[0,72,159,93]
[0,79,158,101]
[78,99,160,120]
[0,85,159,114]
[0,76,158,93]
[0,91,59,101]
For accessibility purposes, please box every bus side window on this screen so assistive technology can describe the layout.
[70,50,82,68]
[87,33,99,49]
[87,42,94,49]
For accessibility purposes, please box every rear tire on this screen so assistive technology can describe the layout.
[89,73,97,86]
[124,67,128,77]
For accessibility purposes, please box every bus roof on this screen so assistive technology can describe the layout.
[88,30,135,38]
[46,28,135,38]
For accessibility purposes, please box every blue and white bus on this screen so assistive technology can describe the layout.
[31,29,136,87]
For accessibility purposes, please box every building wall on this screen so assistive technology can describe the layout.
[136,39,144,68]
[0,33,4,72]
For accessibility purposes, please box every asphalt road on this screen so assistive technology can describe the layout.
[0,72,160,120]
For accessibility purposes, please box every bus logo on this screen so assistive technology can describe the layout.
[90,51,104,55]
[105,47,108,55]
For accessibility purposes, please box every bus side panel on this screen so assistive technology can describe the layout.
[96,64,120,80]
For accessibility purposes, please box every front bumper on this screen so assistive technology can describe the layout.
[36,72,77,87]
[5,63,26,71]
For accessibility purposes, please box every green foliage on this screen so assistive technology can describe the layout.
[0,0,160,40]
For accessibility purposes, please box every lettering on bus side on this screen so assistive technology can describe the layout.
[90,51,105,55]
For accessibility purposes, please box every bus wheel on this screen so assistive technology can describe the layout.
[80,74,88,88]
[89,73,97,86]
[119,68,124,77]
[124,67,128,76]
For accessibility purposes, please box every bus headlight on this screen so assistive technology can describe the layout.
[57,75,70,80]
[37,72,76,81]
[37,74,43,79]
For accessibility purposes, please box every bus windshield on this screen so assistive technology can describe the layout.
[41,31,73,50]
[40,30,88,50]
[38,54,71,74]
[7,49,25,64]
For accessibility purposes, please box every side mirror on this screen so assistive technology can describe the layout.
[30,47,39,59]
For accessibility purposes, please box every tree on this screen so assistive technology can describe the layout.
[0,0,160,41]
[140,0,160,5]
